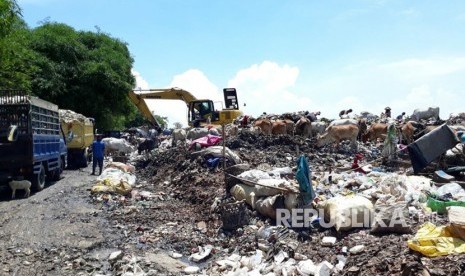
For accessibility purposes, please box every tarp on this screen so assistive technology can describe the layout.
[296,155,315,205]
[189,134,222,150]
[408,124,459,174]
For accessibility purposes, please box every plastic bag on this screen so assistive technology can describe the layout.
[371,202,412,234]
[426,197,465,215]
[323,195,373,231]
[230,184,257,209]
[408,222,465,257]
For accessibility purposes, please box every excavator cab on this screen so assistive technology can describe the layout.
[129,87,242,128]
[188,100,218,124]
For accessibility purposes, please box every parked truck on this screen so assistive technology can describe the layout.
[0,90,67,191]
[59,109,94,169]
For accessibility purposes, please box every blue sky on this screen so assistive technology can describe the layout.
[18,0,465,126]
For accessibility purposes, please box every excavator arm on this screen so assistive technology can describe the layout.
[129,87,242,128]
[128,87,200,129]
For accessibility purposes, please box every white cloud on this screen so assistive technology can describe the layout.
[132,56,465,128]
[380,57,465,80]
[138,69,221,128]
[305,56,465,119]
[132,69,149,90]
[228,61,308,116]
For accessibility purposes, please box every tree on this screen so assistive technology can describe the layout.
[0,0,21,38]
[0,0,36,89]
[28,23,135,130]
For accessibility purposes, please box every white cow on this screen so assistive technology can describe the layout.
[328,119,358,128]
[411,107,440,122]
[102,137,136,156]
[172,128,187,146]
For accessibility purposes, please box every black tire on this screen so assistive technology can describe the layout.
[51,158,64,181]
[32,164,46,191]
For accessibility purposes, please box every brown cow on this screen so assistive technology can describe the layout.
[316,124,359,150]
[254,119,272,135]
[271,120,287,135]
[295,117,312,138]
[283,119,295,135]
[398,121,415,144]
[362,123,388,143]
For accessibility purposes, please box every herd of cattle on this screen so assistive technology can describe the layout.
[99,107,465,157]
[225,107,465,151]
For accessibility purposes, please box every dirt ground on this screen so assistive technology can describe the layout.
[1,131,465,275]
[0,166,187,276]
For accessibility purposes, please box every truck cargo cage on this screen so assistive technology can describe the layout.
[0,89,30,105]
[0,90,60,136]
[0,90,31,137]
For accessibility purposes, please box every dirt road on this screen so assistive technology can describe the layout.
[0,167,121,276]
[0,165,189,276]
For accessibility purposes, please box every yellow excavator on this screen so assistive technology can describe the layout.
[128,87,243,129]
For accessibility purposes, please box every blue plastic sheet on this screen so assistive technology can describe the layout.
[296,155,315,205]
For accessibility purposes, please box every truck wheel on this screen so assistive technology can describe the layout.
[32,164,46,191]
[52,158,64,181]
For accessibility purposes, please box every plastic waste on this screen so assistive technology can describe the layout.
[408,222,465,257]
[349,245,365,254]
[436,183,465,199]
[426,196,465,215]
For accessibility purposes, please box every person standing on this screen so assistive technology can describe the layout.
[396,112,406,122]
[91,134,105,175]
[384,107,392,118]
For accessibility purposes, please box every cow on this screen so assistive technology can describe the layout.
[316,124,359,150]
[271,120,287,135]
[398,121,415,144]
[415,124,441,140]
[254,119,272,135]
[172,128,187,146]
[187,128,209,140]
[411,107,440,122]
[284,119,295,135]
[102,137,136,156]
[362,123,388,143]
[295,117,312,138]
[137,138,157,154]
[328,118,358,128]
[311,121,327,137]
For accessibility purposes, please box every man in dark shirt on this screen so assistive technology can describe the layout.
[91,134,105,175]
[306,111,321,122]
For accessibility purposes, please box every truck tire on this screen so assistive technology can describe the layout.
[32,164,46,191]
[51,157,64,181]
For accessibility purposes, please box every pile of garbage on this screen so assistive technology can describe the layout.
[59,109,93,124]
[86,120,465,275]
[91,162,137,195]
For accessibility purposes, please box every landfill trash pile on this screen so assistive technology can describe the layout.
[59,109,93,124]
[87,116,465,275]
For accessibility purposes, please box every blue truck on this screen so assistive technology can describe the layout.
[0,90,67,191]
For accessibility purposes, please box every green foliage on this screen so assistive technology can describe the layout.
[0,3,136,131]
[0,0,36,89]
[28,23,135,130]
[0,0,21,38]
[154,115,168,129]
